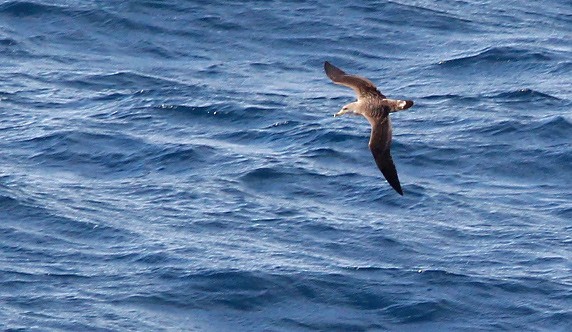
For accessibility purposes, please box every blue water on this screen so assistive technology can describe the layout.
[1,0,571,330]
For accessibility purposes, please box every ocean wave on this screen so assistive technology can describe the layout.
[21,130,154,178]
[0,191,131,248]
[300,147,358,165]
[530,116,572,139]
[292,125,367,150]
[115,270,295,311]
[475,119,522,136]
[487,88,565,109]
[0,37,17,46]
[157,104,277,125]
[438,46,555,68]
[469,115,572,141]
[0,193,21,216]
[15,259,564,329]
[0,1,155,34]
[377,2,480,32]
[0,1,67,17]
[114,268,525,328]
[237,163,342,198]
[64,71,189,91]
[195,15,244,32]
[490,88,561,101]
[0,35,31,58]
[151,144,216,174]
[0,0,202,62]
[421,93,480,102]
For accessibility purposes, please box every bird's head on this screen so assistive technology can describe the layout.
[334,102,358,117]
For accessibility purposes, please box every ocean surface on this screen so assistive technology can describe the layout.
[1,0,571,330]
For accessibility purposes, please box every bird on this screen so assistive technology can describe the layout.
[323,61,413,195]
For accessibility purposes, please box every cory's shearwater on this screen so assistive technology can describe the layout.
[324,61,414,195]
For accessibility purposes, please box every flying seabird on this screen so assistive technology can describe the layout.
[324,61,413,195]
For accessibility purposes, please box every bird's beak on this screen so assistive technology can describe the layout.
[333,109,346,117]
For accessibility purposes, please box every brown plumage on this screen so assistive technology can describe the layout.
[324,61,414,195]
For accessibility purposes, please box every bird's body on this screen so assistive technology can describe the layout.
[323,61,414,195]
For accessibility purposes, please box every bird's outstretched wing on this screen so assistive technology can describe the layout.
[368,117,403,195]
[324,61,386,100]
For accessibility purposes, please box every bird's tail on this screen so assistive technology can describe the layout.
[398,100,414,110]
[389,99,414,112]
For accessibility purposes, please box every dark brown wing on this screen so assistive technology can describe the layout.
[324,61,386,100]
[368,117,403,195]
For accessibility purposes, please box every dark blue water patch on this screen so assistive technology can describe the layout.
[294,126,368,151]
[193,272,286,311]
[213,127,282,147]
[437,46,558,73]
[0,193,133,249]
[412,270,572,327]
[279,319,385,332]
[557,206,572,220]
[261,119,301,134]
[0,190,20,208]
[0,1,66,17]
[491,88,561,101]
[114,270,293,311]
[236,162,363,201]
[0,36,17,47]
[474,119,522,136]
[476,147,570,184]
[0,36,33,58]
[540,312,572,332]
[485,46,552,62]
[0,1,162,35]
[466,116,572,150]
[239,166,316,195]
[22,130,156,178]
[187,271,303,308]
[151,143,218,174]
[300,147,360,166]
[157,103,279,127]
[195,14,244,32]
[400,140,469,169]
[553,60,572,74]
[362,1,481,33]
[488,88,564,109]
[63,71,191,92]
[421,93,481,103]
[127,0,184,11]
[0,2,206,63]
[494,276,569,299]
[383,299,455,324]
[0,78,17,98]
[471,116,572,163]
[529,116,572,140]
[195,62,229,76]
[86,91,146,106]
